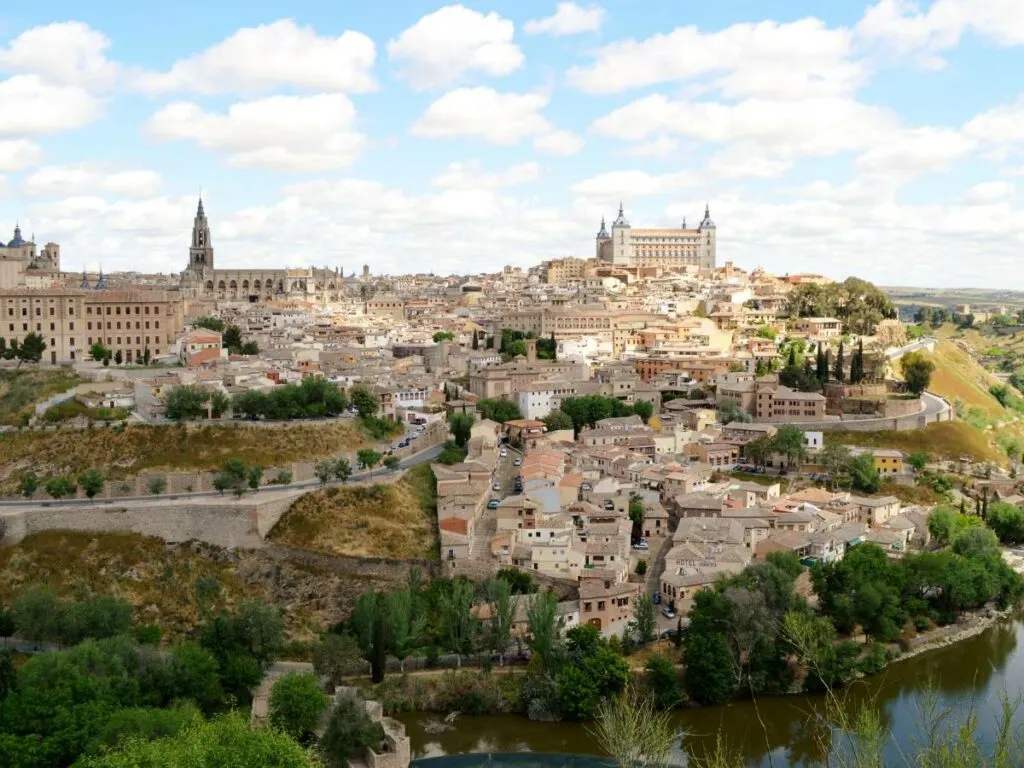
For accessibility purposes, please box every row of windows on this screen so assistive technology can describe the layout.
[85,306,162,316]
[87,321,158,330]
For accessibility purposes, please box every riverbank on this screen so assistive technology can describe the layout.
[896,605,1014,662]
[396,619,1024,765]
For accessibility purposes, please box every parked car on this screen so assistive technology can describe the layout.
[581,482,592,491]
[513,458,522,466]
[633,539,649,551]
[487,499,501,509]
[500,449,508,457]
[652,590,661,605]
[492,482,501,491]
[604,500,615,510]
[661,606,676,619]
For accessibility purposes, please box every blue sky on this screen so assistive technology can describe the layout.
[1,1,1024,286]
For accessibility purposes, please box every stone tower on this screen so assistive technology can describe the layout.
[610,201,632,266]
[189,197,214,272]
[698,204,717,269]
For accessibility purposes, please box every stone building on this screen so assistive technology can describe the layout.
[596,202,717,270]
[0,287,184,364]
[0,223,61,289]
[180,199,345,303]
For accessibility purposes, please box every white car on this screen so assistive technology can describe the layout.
[493,482,501,491]
[500,449,508,457]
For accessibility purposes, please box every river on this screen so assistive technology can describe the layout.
[398,618,1024,766]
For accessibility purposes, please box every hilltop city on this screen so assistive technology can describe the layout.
[3,196,1024,766]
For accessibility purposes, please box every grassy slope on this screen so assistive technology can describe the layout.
[925,338,1007,420]
[0,532,262,639]
[0,421,376,491]
[830,422,1003,463]
[269,463,439,561]
[0,369,83,425]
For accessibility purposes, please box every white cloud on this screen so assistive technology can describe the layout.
[571,169,694,200]
[856,0,1024,67]
[706,149,792,180]
[567,18,865,99]
[0,22,119,88]
[387,5,523,90]
[533,130,584,156]
[591,94,898,160]
[412,87,575,151]
[626,137,678,158]
[145,94,365,171]
[430,160,541,189]
[132,20,376,94]
[855,127,976,175]
[962,181,1015,203]
[0,75,103,136]
[25,164,162,197]
[524,3,605,36]
[0,140,43,172]
[963,100,1024,154]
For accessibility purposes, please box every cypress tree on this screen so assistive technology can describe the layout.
[833,341,845,383]
[816,348,828,385]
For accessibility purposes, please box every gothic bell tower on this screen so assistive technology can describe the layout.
[189,197,214,272]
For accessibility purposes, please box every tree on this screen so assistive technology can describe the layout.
[717,397,752,424]
[849,452,882,493]
[210,391,231,418]
[384,588,423,673]
[833,340,845,383]
[644,654,683,710]
[633,594,657,644]
[908,451,930,471]
[383,455,400,472]
[313,633,366,687]
[632,400,654,423]
[319,692,385,768]
[18,472,37,498]
[113,349,123,365]
[165,385,211,421]
[850,338,865,383]
[314,460,333,486]
[816,347,828,385]
[772,424,808,469]
[448,412,475,448]
[268,672,328,742]
[78,469,105,501]
[222,325,243,351]
[629,495,645,541]
[987,502,1024,545]
[439,578,477,665]
[472,332,479,350]
[214,458,251,497]
[11,586,63,643]
[78,712,321,768]
[541,409,573,432]
[745,435,774,467]
[89,341,110,362]
[348,384,378,419]
[477,398,523,423]
[350,590,390,683]
[635,559,648,576]
[45,476,77,500]
[247,465,263,490]
[357,448,381,478]
[432,330,454,343]
[147,476,167,495]
[194,316,226,332]
[902,351,936,395]
[820,443,853,482]
[484,577,518,665]
[333,457,352,483]
[15,332,46,367]
[526,589,562,672]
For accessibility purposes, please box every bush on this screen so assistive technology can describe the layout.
[147,476,167,495]
[272,470,293,485]
[268,672,328,742]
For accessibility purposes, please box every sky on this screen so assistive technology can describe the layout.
[1,1,1024,286]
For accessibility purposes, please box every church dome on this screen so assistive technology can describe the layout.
[7,226,24,247]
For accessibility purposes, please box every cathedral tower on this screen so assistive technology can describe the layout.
[189,197,214,272]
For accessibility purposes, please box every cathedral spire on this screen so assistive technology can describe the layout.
[96,264,108,290]
[80,267,90,289]
[197,196,205,218]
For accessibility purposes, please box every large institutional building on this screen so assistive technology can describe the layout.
[180,199,345,303]
[595,203,717,270]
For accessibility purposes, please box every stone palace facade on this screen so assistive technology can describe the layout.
[596,202,717,270]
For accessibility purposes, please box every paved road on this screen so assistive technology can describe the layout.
[0,440,445,510]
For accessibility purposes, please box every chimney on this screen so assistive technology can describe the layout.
[525,338,537,364]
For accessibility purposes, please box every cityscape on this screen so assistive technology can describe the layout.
[2,2,1024,768]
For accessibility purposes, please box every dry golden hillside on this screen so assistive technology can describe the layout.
[0,421,374,491]
[0,369,82,426]
[269,464,439,560]
[0,532,262,639]
[830,421,1003,463]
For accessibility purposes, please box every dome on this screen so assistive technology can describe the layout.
[596,217,610,239]
[7,226,24,247]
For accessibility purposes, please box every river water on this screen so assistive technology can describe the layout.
[398,618,1024,766]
